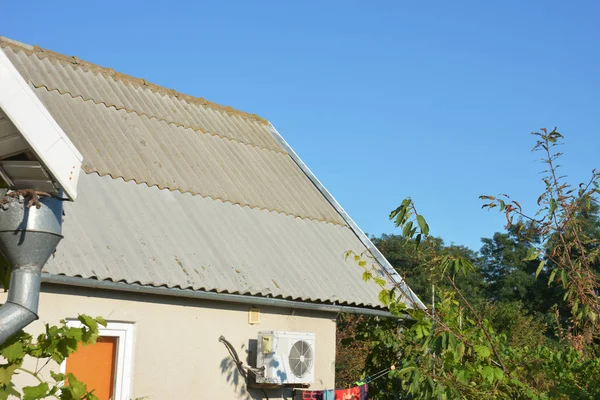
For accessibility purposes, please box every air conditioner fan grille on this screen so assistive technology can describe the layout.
[289,340,313,378]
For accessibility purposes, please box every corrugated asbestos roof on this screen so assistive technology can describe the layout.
[0,41,344,225]
[46,173,387,307]
[0,37,403,309]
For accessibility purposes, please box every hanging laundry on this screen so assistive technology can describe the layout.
[322,389,335,400]
[296,384,367,400]
[334,384,364,400]
[359,384,368,400]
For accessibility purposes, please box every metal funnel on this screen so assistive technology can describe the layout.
[0,194,63,268]
[0,192,63,344]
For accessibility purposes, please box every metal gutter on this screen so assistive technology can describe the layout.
[267,124,426,310]
[40,274,397,318]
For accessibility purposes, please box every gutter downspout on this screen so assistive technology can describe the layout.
[0,193,63,344]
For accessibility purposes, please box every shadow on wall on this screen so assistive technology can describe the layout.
[219,337,294,400]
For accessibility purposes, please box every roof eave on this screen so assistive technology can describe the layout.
[41,273,399,318]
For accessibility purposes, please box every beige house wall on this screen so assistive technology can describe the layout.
[1,284,337,400]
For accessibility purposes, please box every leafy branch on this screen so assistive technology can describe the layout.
[348,128,600,398]
[0,315,106,400]
[481,128,600,349]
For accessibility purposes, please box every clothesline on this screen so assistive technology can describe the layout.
[354,365,395,386]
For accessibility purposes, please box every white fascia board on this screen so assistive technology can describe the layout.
[0,49,82,200]
[267,123,426,310]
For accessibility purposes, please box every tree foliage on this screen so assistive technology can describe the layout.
[337,129,600,398]
[0,315,106,400]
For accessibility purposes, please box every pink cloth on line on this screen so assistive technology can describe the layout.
[334,386,361,400]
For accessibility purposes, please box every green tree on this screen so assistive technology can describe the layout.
[348,129,600,398]
[371,235,485,307]
[478,226,561,319]
[336,314,405,398]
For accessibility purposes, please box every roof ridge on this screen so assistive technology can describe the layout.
[86,170,349,227]
[33,83,287,155]
[0,36,269,125]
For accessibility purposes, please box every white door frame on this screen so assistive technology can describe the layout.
[61,320,135,400]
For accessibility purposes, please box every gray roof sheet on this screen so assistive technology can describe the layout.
[0,37,418,309]
[46,172,387,307]
[1,42,344,225]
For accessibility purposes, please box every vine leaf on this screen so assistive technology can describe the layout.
[0,341,23,363]
[22,382,49,400]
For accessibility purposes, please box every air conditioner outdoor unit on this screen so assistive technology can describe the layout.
[256,331,315,385]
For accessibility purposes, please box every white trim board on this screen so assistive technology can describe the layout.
[61,320,136,400]
[267,123,425,310]
[0,47,82,199]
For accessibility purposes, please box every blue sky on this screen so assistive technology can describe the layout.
[4,1,600,251]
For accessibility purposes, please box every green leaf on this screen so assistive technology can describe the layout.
[64,373,88,398]
[416,215,429,236]
[391,200,411,228]
[481,366,495,384]
[362,271,371,282]
[0,382,20,400]
[64,327,83,342]
[480,366,503,384]
[398,366,416,375]
[549,198,557,214]
[493,367,504,382]
[378,290,392,306]
[560,269,567,288]
[456,342,465,359]
[548,269,557,286]
[523,247,540,262]
[454,368,469,384]
[0,364,18,385]
[448,332,457,349]
[389,205,401,220]
[23,382,49,400]
[402,221,414,238]
[415,234,422,247]
[473,344,491,359]
[413,322,431,339]
[85,392,99,400]
[0,340,24,363]
[57,337,79,358]
[389,302,407,316]
[452,257,473,276]
[535,260,545,278]
[373,277,387,287]
[50,370,65,382]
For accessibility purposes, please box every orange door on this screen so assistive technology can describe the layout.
[65,336,117,400]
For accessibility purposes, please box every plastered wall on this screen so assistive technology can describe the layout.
[2,284,337,400]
